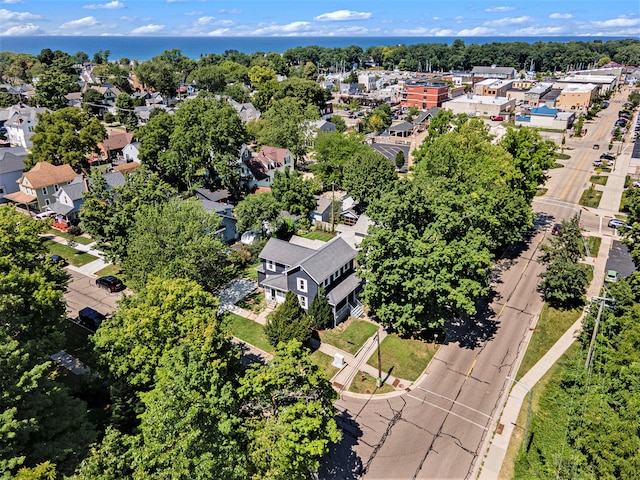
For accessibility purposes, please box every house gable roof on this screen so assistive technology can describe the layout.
[299,237,357,283]
[99,130,134,151]
[21,162,77,189]
[0,146,27,174]
[259,238,314,267]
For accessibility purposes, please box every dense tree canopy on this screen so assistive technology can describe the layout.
[271,168,317,216]
[342,149,397,207]
[27,108,106,170]
[234,192,281,234]
[121,198,231,292]
[312,131,368,186]
[264,291,313,348]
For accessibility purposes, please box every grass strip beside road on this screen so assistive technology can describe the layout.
[585,236,601,257]
[349,371,395,394]
[94,264,122,278]
[319,319,378,355]
[516,304,582,380]
[579,187,602,208]
[366,333,437,382]
[225,312,275,355]
[309,350,339,381]
[45,240,97,267]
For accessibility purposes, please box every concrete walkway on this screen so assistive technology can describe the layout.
[477,234,614,479]
[44,233,111,276]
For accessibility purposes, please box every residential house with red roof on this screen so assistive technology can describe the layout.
[239,145,294,190]
[97,129,134,162]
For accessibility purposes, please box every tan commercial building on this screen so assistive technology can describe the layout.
[443,94,516,118]
[555,83,598,111]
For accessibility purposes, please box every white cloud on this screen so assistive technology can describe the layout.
[194,16,214,26]
[130,24,165,34]
[207,28,230,36]
[59,16,98,29]
[252,21,312,35]
[1,0,24,4]
[400,27,455,36]
[314,10,372,22]
[219,8,242,14]
[184,10,203,16]
[549,13,573,19]
[213,19,233,27]
[83,1,124,9]
[166,0,186,3]
[590,16,639,28]
[484,15,533,27]
[1,23,41,35]
[0,8,41,21]
[485,6,516,13]
[456,27,494,36]
[511,26,566,36]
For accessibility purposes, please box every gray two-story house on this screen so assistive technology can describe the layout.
[257,236,363,327]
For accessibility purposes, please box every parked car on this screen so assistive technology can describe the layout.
[600,153,616,161]
[592,144,600,150]
[605,270,620,283]
[632,181,640,188]
[34,209,55,220]
[78,307,106,332]
[551,223,562,236]
[593,159,603,167]
[96,275,125,292]
[50,254,66,266]
[491,116,504,121]
[607,218,631,229]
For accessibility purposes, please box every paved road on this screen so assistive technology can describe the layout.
[64,269,124,320]
[321,88,635,479]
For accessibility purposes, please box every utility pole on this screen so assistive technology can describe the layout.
[376,331,382,388]
[330,181,336,233]
[506,376,533,451]
[585,295,615,370]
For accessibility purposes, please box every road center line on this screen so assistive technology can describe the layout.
[405,394,489,431]
[465,356,477,379]
[416,387,491,418]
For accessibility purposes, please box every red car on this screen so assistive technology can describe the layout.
[491,116,504,121]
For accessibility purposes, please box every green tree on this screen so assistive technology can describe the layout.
[136,109,174,178]
[31,68,78,110]
[364,103,392,133]
[424,109,453,145]
[330,114,346,133]
[500,126,557,202]
[264,291,313,348]
[93,277,221,391]
[132,323,247,480]
[623,187,640,268]
[115,92,138,132]
[188,65,226,93]
[342,149,397,206]
[27,108,105,170]
[121,198,230,292]
[271,168,316,216]
[223,83,251,103]
[257,97,319,164]
[274,77,330,110]
[303,61,318,81]
[312,131,367,186]
[248,65,276,88]
[345,70,358,84]
[81,88,104,116]
[308,287,333,330]
[234,192,281,233]
[394,150,405,169]
[135,60,181,100]
[168,95,247,191]
[238,340,341,480]
[79,166,174,262]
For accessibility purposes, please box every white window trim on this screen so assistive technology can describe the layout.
[298,278,307,293]
[298,295,308,309]
[42,186,48,195]
[266,260,276,272]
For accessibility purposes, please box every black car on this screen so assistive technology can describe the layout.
[50,254,67,266]
[551,223,562,236]
[78,307,106,331]
[96,275,125,292]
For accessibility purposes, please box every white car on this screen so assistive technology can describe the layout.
[34,209,55,220]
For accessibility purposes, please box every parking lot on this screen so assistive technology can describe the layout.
[64,269,124,320]
[605,240,636,280]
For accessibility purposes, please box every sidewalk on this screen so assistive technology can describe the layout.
[229,300,412,395]
[476,235,613,479]
[45,233,110,276]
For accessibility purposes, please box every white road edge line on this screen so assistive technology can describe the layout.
[416,387,492,418]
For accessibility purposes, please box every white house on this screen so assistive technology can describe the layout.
[4,105,49,148]
[122,142,141,163]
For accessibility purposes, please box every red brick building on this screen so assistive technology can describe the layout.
[400,81,449,109]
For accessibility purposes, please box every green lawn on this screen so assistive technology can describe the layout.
[349,371,395,394]
[303,231,335,242]
[238,260,260,281]
[555,153,571,160]
[589,175,608,186]
[366,334,436,381]
[94,264,122,278]
[579,187,602,208]
[516,304,582,379]
[309,350,339,381]
[225,312,275,354]
[585,236,601,257]
[46,227,93,245]
[45,240,98,267]
[319,319,379,355]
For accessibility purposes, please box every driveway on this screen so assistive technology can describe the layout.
[605,240,636,279]
[217,278,257,312]
[64,269,124,320]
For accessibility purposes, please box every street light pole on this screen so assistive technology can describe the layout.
[506,376,533,452]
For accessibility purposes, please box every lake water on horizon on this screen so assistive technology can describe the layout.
[0,35,632,61]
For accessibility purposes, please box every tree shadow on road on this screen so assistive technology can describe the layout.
[442,300,499,350]
[317,409,365,479]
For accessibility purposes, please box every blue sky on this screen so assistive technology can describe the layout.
[1,0,639,37]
